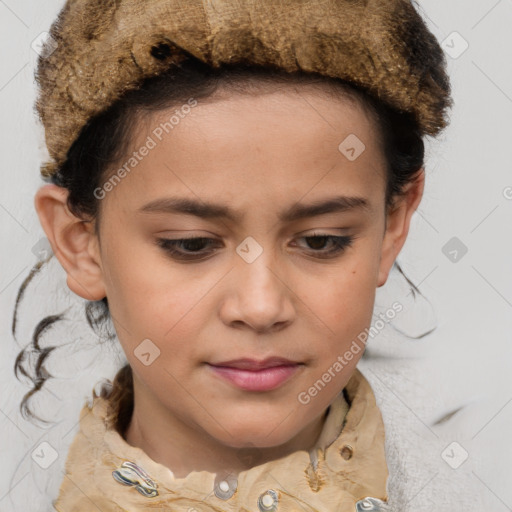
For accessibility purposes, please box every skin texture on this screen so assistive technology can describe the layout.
[34,82,424,478]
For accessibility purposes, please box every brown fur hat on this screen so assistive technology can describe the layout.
[35,0,453,178]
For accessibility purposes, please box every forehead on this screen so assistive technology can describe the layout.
[104,82,387,219]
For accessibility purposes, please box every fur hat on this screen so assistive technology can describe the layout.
[34,0,453,178]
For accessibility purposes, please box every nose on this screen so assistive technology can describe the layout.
[218,248,295,334]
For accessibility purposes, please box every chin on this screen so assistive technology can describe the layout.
[213,423,300,450]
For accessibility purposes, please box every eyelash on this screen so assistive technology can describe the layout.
[156,233,355,261]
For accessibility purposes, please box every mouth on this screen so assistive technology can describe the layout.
[207,357,304,391]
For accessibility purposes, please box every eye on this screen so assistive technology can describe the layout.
[156,233,355,262]
[156,237,219,261]
[293,233,355,258]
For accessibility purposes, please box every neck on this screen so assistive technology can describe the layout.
[122,375,328,478]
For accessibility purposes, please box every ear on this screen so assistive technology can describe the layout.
[34,184,106,301]
[377,168,425,288]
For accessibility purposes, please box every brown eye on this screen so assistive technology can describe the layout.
[156,237,219,261]
[294,234,355,258]
[304,235,330,250]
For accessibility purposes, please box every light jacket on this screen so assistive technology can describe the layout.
[53,368,392,511]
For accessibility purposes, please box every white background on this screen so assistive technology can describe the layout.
[0,1,511,511]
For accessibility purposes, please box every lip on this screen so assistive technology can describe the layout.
[208,365,302,391]
[207,357,303,391]
[209,357,299,370]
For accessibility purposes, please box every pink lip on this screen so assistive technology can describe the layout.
[209,357,299,370]
[207,358,302,391]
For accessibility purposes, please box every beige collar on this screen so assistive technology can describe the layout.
[54,368,389,511]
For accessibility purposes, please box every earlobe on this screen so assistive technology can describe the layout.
[34,184,106,301]
[376,168,425,288]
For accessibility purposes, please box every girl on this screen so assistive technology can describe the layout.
[12,0,480,510]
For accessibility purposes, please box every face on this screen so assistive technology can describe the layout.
[35,82,423,453]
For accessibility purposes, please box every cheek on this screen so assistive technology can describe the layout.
[114,274,205,339]
[305,257,378,334]
[298,265,376,400]
[101,240,210,345]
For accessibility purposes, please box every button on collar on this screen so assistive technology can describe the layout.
[112,460,159,497]
[356,496,390,511]
[213,473,237,500]
[258,489,279,511]
[340,444,353,460]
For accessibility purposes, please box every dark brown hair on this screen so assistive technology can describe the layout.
[14,55,449,433]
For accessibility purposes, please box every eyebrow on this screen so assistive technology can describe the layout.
[138,195,371,223]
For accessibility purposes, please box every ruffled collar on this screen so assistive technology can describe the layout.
[54,367,390,511]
